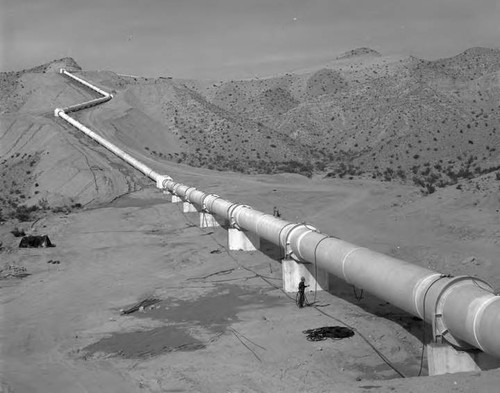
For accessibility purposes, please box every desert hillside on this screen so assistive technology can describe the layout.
[183,47,500,191]
[1,48,500,218]
[2,51,500,393]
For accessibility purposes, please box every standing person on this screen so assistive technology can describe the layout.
[297,276,309,308]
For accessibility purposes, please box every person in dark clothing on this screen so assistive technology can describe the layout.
[297,276,309,308]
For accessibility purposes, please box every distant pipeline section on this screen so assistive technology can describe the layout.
[55,69,113,114]
[54,69,164,180]
[60,68,112,98]
[54,69,500,360]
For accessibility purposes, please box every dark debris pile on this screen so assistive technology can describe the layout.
[303,326,355,341]
[121,298,160,315]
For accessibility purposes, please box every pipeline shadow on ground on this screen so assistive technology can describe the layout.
[327,274,427,344]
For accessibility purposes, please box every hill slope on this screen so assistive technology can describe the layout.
[1,48,500,219]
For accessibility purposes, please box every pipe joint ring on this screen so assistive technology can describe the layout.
[341,248,364,284]
[172,183,183,196]
[433,276,491,349]
[283,223,317,261]
[161,177,173,189]
[226,203,240,228]
[277,223,295,257]
[472,296,500,352]
[413,273,442,319]
[204,194,220,213]
[199,194,210,212]
[295,228,318,261]
[184,187,197,202]
[228,204,251,228]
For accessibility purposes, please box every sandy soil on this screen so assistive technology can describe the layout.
[1,165,500,392]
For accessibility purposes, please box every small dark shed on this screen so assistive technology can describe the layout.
[19,235,55,248]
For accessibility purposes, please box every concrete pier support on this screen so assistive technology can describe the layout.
[228,227,260,251]
[182,201,198,213]
[427,344,500,376]
[282,258,329,293]
[199,212,220,228]
[171,194,182,203]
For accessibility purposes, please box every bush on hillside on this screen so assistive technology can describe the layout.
[10,205,39,222]
[11,227,26,237]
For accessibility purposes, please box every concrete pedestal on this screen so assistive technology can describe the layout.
[182,201,198,213]
[199,212,220,228]
[171,194,182,203]
[427,343,500,375]
[228,227,260,251]
[282,258,329,293]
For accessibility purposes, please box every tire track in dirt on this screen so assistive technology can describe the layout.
[0,117,20,142]
[11,124,45,155]
[2,122,36,157]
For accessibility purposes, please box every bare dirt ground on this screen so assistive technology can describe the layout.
[1,163,500,393]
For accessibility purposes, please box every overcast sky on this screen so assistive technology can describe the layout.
[2,0,499,79]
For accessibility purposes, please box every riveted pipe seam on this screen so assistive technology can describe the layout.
[341,247,364,285]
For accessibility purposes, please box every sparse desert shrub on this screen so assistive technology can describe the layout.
[412,176,425,188]
[421,167,431,176]
[11,205,38,222]
[424,183,436,195]
[396,169,406,180]
[51,206,70,214]
[10,227,26,237]
[314,161,326,171]
[37,198,49,210]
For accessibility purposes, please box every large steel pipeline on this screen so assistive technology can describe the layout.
[60,68,112,98]
[62,96,112,113]
[54,69,500,359]
[164,180,500,358]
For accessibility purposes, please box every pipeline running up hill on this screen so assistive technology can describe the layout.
[54,68,500,359]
